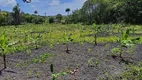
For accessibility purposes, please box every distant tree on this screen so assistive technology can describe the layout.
[23,13,33,23]
[65,8,70,15]
[49,17,54,23]
[12,3,21,25]
[7,13,14,25]
[0,12,8,25]
[56,14,63,23]
[70,9,82,24]
[34,10,38,15]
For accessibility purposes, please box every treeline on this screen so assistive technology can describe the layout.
[1,0,142,25]
[68,0,142,24]
[0,4,66,26]
[0,4,44,26]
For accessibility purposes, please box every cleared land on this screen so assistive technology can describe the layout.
[0,24,142,80]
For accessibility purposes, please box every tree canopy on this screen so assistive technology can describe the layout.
[68,0,142,24]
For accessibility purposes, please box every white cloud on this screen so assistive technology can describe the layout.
[48,0,60,6]
[0,0,16,7]
[32,0,39,3]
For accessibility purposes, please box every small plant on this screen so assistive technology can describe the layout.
[111,47,121,58]
[0,32,14,70]
[88,58,93,67]
[87,48,91,53]
[64,32,73,53]
[23,30,28,43]
[50,64,67,80]
[95,60,99,66]
[111,29,140,60]
[121,62,142,80]
[25,49,31,55]
[93,23,103,46]
[35,71,40,78]
[27,69,33,78]
[31,33,42,49]
[32,53,51,63]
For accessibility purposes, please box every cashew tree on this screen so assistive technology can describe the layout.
[0,32,9,70]
[93,23,103,46]
[111,29,140,60]
[0,32,16,71]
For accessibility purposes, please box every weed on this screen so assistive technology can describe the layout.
[88,58,94,67]
[32,53,51,63]
[50,64,67,80]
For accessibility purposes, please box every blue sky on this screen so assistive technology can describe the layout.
[0,0,86,16]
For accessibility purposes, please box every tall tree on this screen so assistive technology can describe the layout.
[34,10,38,15]
[12,3,21,25]
[65,8,70,15]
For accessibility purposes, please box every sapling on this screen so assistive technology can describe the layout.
[111,29,140,60]
[64,32,73,53]
[23,30,28,43]
[31,33,42,49]
[93,23,102,46]
[0,32,13,70]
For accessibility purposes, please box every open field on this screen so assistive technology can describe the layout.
[0,24,142,80]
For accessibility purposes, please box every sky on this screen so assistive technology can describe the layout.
[0,0,86,16]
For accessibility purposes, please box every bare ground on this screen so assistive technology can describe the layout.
[0,43,142,80]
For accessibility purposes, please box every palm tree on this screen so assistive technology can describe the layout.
[34,10,38,15]
[65,8,70,15]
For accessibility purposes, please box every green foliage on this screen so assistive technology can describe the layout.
[52,72,67,80]
[111,28,140,59]
[50,64,67,80]
[120,29,140,47]
[56,14,63,23]
[31,34,42,49]
[121,62,142,80]
[32,53,51,63]
[0,11,8,25]
[0,32,9,55]
[49,17,54,23]
[93,23,104,45]
[12,3,21,25]
[68,0,142,24]
[111,47,120,55]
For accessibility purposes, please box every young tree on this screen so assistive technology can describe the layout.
[0,32,10,70]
